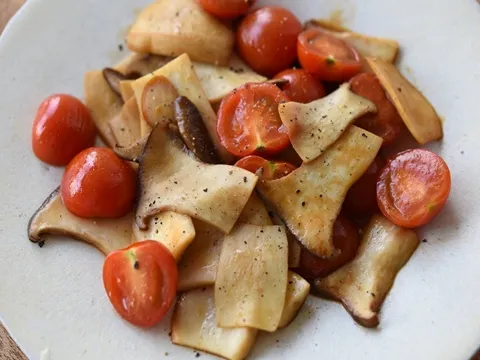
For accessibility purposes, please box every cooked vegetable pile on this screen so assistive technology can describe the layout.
[28,1,451,359]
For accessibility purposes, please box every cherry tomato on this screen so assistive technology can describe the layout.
[103,240,178,328]
[344,156,385,216]
[350,73,403,145]
[32,94,96,166]
[297,28,362,82]
[199,0,255,19]
[61,147,137,218]
[235,155,296,180]
[273,69,326,104]
[237,7,302,76]
[217,83,290,157]
[377,149,451,228]
[297,215,360,280]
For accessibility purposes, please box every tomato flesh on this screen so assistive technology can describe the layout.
[297,215,360,279]
[103,240,178,328]
[344,156,384,217]
[350,73,403,145]
[61,147,137,218]
[297,28,362,82]
[273,69,326,104]
[235,155,296,180]
[237,7,302,76]
[377,149,451,228]
[32,94,96,166]
[199,0,254,19]
[217,83,291,157]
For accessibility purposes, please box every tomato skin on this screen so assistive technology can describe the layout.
[199,0,254,19]
[235,155,296,180]
[350,73,403,145]
[297,215,360,280]
[297,29,362,82]
[344,156,385,216]
[61,147,137,218]
[273,69,326,104]
[217,83,291,157]
[237,7,302,76]
[32,94,96,166]
[377,149,451,228]
[103,240,178,328]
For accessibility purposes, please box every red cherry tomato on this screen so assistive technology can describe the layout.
[199,0,255,19]
[350,73,403,145]
[297,215,360,280]
[344,156,385,216]
[377,149,451,228]
[61,147,137,218]
[32,94,96,166]
[297,28,362,82]
[273,69,326,103]
[237,7,302,76]
[235,155,296,180]
[103,240,178,328]
[217,83,290,157]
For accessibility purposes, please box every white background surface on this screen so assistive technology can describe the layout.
[0,0,480,359]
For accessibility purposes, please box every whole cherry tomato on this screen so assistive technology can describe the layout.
[199,0,255,19]
[377,149,451,228]
[297,215,360,280]
[103,240,178,327]
[32,94,96,166]
[61,147,137,218]
[344,156,385,216]
[297,28,362,82]
[235,155,296,180]
[217,83,290,157]
[273,69,326,104]
[237,7,302,76]
[350,73,403,145]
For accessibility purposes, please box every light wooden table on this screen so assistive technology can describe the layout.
[0,1,28,358]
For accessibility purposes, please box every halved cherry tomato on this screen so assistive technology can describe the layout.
[235,155,296,180]
[199,0,255,19]
[61,147,137,218]
[32,94,96,166]
[217,83,290,157]
[237,7,302,76]
[273,69,326,104]
[350,73,403,145]
[297,215,360,280]
[297,28,362,82]
[344,156,385,216]
[103,240,178,328]
[377,149,451,228]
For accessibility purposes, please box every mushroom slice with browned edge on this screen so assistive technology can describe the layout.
[132,211,195,262]
[28,188,133,255]
[279,83,377,163]
[171,287,257,360]
[177,193,271,291]
[127,0,234,66]
[109,97,142,148]
[257,126,382,258]
[102,68,141,98]
[174,96,220,164]
[366,57,443,144]
[215,224,288,332]
[136,125,257,233]
[314,214,419,328]
[278,271,311,328]
[305,19,400,63]
[114,136,148,163]
[131,54,235,163]
[141,75,179,127]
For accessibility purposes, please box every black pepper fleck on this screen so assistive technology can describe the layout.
[134,261,139,270]
[38,240,45,248]
[203,188,208,192]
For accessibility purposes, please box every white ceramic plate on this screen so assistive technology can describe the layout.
[1,0,480,359]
